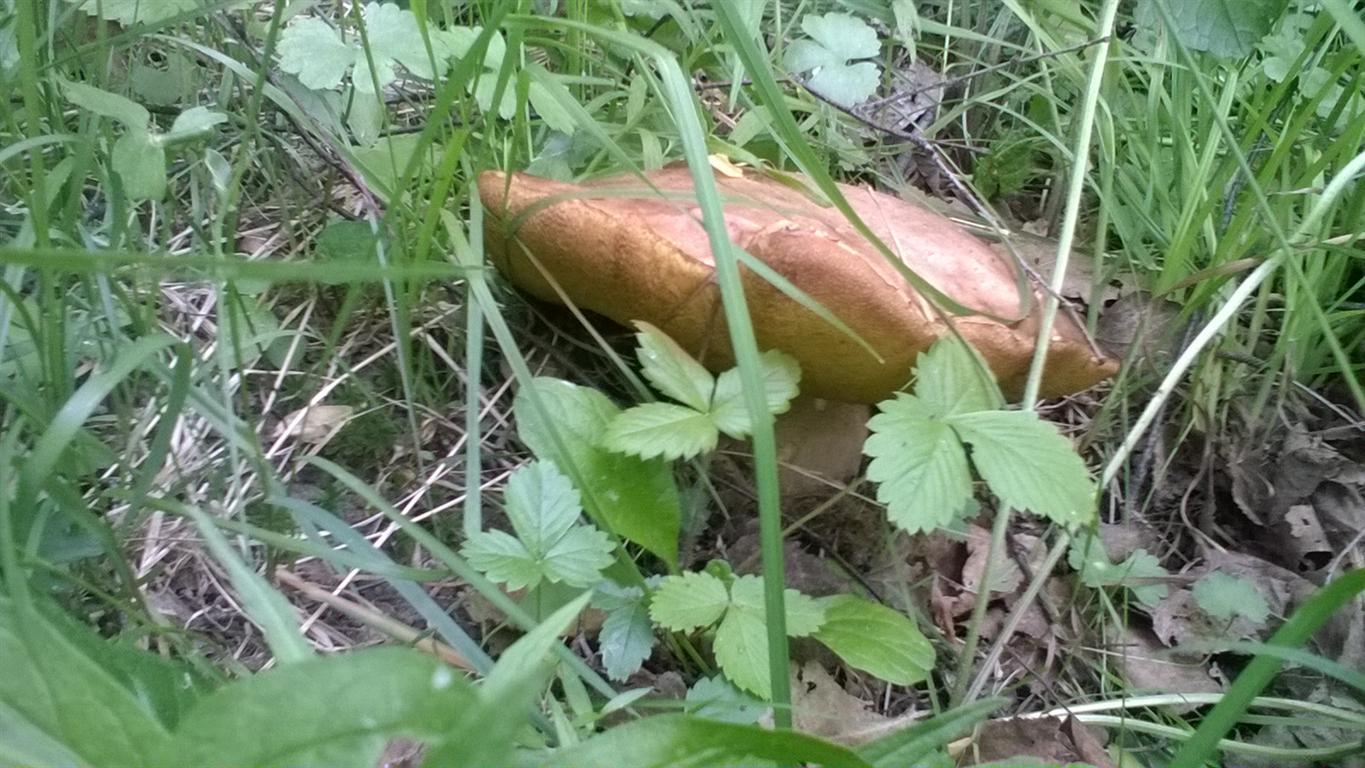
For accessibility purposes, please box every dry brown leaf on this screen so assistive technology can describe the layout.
[479,166,1118,403]
[274,404,354,444]
[791,663,890,746]
[1114,625,1221,709]
[959,716,1115,768]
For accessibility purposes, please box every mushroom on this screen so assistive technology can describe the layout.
[477,164,1118,405]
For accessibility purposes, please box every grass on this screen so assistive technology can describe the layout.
[1,0,1363,766]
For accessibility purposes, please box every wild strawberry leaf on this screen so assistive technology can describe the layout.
[728,575,826,638]
[649,571,730,631]
[911,335,1004,417]
[864,411,973,534]
[709,350,802,438]
[461,461,612,590]
[947,410,1096,528]
[604,403,718,461]
[633,321,714,412]
[783,12,881,107]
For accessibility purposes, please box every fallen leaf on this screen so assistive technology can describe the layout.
[962,716,1115,767]
[1114,625,1221,710]
[791,662,889,745]
[274,404,354,444]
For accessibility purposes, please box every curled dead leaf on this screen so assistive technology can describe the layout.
[479,166,1118,403]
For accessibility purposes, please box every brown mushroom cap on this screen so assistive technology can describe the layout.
[478,166,1118,403]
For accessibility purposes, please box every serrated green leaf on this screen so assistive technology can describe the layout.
[783,12,881,107]
[60,79,150,129]
[503,460,582,552]
[278,17,355,90]
[515,378,681,569]
[864,416,973,534]
[463,461,612,590]
[728,575,826,637]
[713,607,772,699]
[911,336,1004,416]
[540,525,614,587]
[461,529,543,590]
[814,595,934,685]
[112,131,167,201]
[633,321,714,411]
[1192,571,1270,624]
[649,571,729,631]
[710,349,802,438]
[1069,543,1169,607]
[948,410,1095,527]
[603,402,718,461]
[593,585,655,681]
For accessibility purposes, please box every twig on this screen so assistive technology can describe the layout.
[274,568,474,671]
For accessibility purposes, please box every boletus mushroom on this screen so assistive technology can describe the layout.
[477,165,1118,404]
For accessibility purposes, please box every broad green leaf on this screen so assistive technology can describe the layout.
[864,417,973,534]
[1192,571,1270,624]
[515,378,680,568]
[166,648,476,767]
[111,131,168,200]
[729,575,826,637]
[910,336,1004,416]
[710,349,802,438]
[814,595,934,685]
[633,321,715,411]
[278,17,355,90]
[783,13,881,107]
[650,570,730,630]
[593,585,656,681]
[164,106,227,143]
[713,605,773,698]
[685,676,768,724]
[462,461,612,590]
[1146,0,1290,58]
[948,410,1096,527]
[0,597,174,766]
[534,713,871,768]
[1069,543,1169,607]
[60,79,150,128]
[604,402,718,461]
